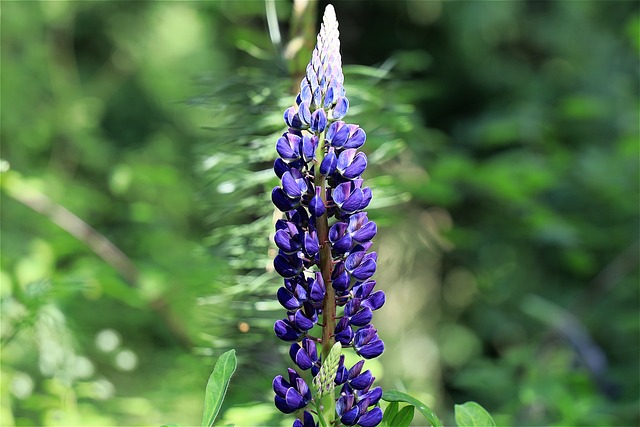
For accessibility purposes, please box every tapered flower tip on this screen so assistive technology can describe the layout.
[309,187,326,218]
[358,407,383,427]
[274,319,302,342]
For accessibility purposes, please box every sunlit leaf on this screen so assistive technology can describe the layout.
[202,349,238,427]
[390,405,415,427]
[382,390,442,427]
[454,401,496,427]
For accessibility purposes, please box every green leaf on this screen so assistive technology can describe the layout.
[454,402,496,427]
[390,405,415,427]
[381,401,399,427]
[382,390,442,427]
[202,349,238,427]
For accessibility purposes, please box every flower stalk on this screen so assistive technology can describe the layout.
[272,5,385,427]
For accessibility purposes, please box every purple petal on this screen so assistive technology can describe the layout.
[340,188,364,214]
[349,370,373,390]
[349,306,373,326]
[351,221,377,243]
[351,258,376,281]
[272,187,299,212]
[310,273,325,302]
[359,187,372,210]
[274,253,303,278]
[324,86,335,108]
[302,135,317,162]
[275,395,295,414]
[361,386,383,406]
[353,280,376,299]
[328,121,351,147]
[345,251,366,272]
[340,407,359,426]
[332,97,349,120]
[285,388,305,411]
[310,108,328,133]
[273,375,290,397]
[357,407,383,427]
[276,134,301,161]
[363,291,385,311]
[357,338,385,359]
[274,158,290,179]
[294,310,315,331]
[348,360,365,378]
[277,287,301,310]
[303,230,320,256]
[329,222,348,243]
[332,270,350,292]
[274,319,302,341]
[344,127,366,149]
[309,187,326,218]
[341,152,367,179]
[332,181,351,206]
[274,229,299,254]
[299,102,312,126]
[320,148,337,176]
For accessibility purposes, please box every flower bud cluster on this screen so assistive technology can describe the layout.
[271,5,384,427]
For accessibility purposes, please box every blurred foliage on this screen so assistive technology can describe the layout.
[1,1,638,427]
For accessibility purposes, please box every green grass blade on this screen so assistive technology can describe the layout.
[202,349,238,427]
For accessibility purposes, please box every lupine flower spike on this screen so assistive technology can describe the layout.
[272,5,384,427]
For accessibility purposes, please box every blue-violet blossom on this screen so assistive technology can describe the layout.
[272,5,384,427]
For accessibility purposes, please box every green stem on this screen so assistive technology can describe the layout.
[314,132,337,423]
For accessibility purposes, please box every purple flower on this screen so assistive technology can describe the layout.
[271,5,384,426]
[293,411,318,427]
[273,368,312,413]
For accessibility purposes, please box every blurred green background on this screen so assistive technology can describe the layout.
[1,1,638,426]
